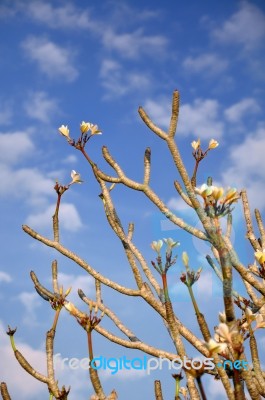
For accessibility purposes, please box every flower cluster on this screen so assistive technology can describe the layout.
[241,308,265,332]
[191,138,219,151]
[150,238,179,274]
[58,121,102,148]
[151,238,180,254]
[195,183,240,218]
[80,121,102,135]
[206,321,241,357]
[206,338,228,356]
[215,322,239,345]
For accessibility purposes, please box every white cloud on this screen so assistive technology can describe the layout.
[24,91,59,122]
[183,53,228,75]
[143,97,224,138]
[0,271,12,283]
[0,130,56,206]
[167,197,191,213]
[21,36,78,81]
[26,203,83,232]
[224,98,260,123]
[196,271,213,297]
[17,292,42,326]
[101,28,167,59]
[0,165,54,206]
[27,1,93,30]
[178,99,223,138]
[0,131,34,165]
[142,98,171,128]
[206,376,229,399]
[62,154,78,164]
[100,59,150,98]
[213,2,265,50]
[222,125,265,211]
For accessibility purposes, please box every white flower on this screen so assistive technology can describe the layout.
[191,139,200,150]
[58,125,70,139]
[194,183,215,198]
[206,338,228,354]
[219,311,226,323]
[90,124,102,135]
[70,170,83,184]
[80,121,91,134]
[151,240,163,253]
[215,322,238,344]
[255,314,265,330]
[163,238,180,249]
[254,249,265,264]
[208,139,219,149]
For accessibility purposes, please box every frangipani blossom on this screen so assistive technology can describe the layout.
[241,308,256,330]
[90,124,102,135]
[219,311,226,323]
[80,121,91,134]
[208,139,219,149]
[163,238,180,249]
[215,322,238,345]
[195,183,240,210]
[151,240,163,253]
[58,125,70,139]
[191,139,200,150]
[195,184,224,201]
[254,249,265,264]
[194,183,215,199]
[70,170,83,184]
[206,338,228,354]
[255,313,265,330]
[219,188,239,205]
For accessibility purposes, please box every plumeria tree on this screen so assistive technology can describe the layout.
[1,90,265,400]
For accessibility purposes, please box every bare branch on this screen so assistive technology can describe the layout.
[241,190,261,251]
[23,225,141,297]
[154,380,164,400]
[174,180,193,207]
[255,208,265,249]
[138,107,168,140]
[0,383,11,400]
[143,147,151,186]
[79,291,140,342]
[168,90,180,138]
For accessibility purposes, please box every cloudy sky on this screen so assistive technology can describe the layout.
[0,0,265,399]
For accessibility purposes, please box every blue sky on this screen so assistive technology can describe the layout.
[0,0,265,399]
